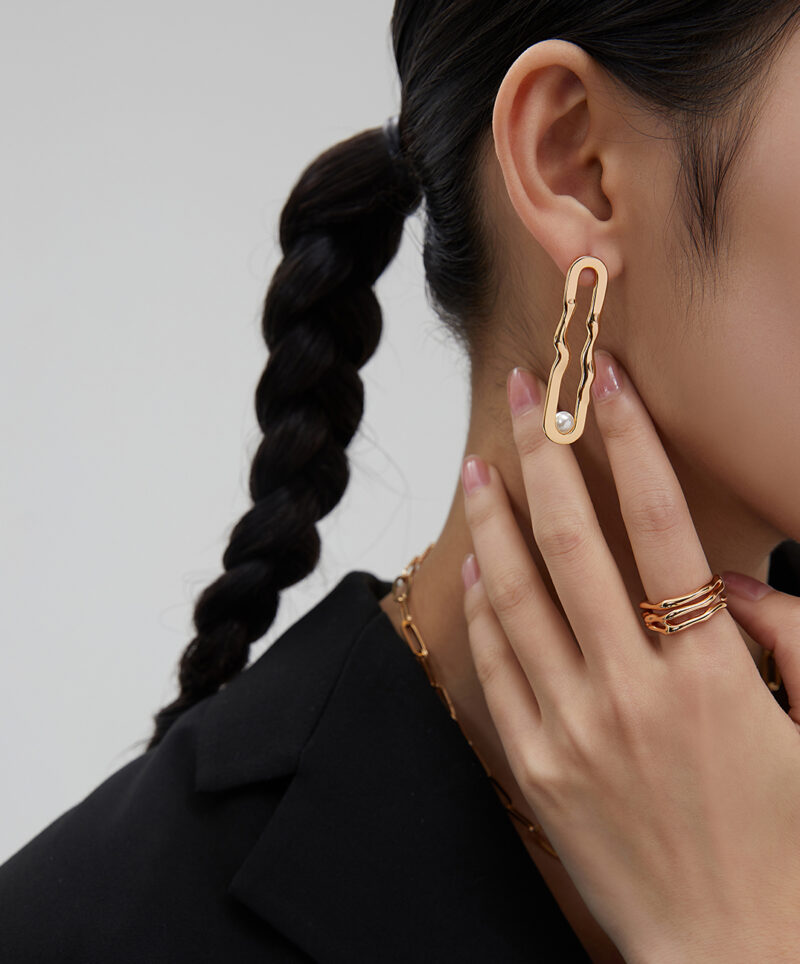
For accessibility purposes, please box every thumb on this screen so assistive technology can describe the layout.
[721,570,800,726]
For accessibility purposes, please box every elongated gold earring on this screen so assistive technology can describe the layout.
[542,255,608,444]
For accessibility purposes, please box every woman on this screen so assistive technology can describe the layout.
[3,2,800,961]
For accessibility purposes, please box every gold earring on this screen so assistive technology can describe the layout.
[542,255,608,445]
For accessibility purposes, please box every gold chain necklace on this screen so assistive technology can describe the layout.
[390,541,560,860]
[390,542,784,865]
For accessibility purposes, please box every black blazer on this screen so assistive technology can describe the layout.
[2,541,798,963]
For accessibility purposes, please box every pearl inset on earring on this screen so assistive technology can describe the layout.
[555,411,574,433]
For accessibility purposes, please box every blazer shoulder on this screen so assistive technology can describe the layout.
[193,568,393,792]
[0,696,210,962]
[0,569,391,962]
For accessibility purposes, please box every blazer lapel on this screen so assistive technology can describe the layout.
[193,569,589,963]
[193,570,376,794]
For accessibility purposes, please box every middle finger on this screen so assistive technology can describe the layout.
[589,350,727,651]
[507,365,643,675]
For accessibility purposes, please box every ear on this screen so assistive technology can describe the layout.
[492,38,637,285]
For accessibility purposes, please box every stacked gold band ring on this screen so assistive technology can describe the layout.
[639,574,728,635]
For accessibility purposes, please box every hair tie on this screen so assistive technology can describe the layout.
[382,114,422,200]
[382,114,404,163]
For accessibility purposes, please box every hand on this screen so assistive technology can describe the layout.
[459,350,800,964]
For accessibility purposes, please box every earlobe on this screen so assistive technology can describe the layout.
[491,39,625,283]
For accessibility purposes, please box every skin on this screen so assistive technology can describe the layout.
[378,31,800,963]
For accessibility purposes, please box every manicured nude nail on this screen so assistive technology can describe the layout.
[508,367,541,416]
[591,350,622,400]
[462,455,490,494]
[721,570,773,601]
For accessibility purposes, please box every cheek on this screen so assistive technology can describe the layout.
[622,107,800,541]
[691,75,800,537]
[650,315,799,541]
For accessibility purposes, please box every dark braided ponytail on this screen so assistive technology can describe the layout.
[146,124,422,750]
[147,0,800,750]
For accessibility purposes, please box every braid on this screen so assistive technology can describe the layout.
[146,125,422,751]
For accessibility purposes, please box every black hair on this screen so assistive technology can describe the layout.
[146,1,800,750]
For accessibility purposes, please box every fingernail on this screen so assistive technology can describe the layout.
[508,367,541,416]
[462,553,480,590]
[721,570,773,601]
[462,455,490,495]
[591,350,622,400]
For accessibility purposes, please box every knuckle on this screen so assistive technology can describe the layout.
[513,418,550,460]
[472,646,506,691]
[556,701,597,758]
[676,631,732,684]
[463,488,496,532]
[535,510,595,562]
[597,664,678,747]
[462,582,488,625]
[598,683,645,735]
[626,487,683,540]
[599,403,638,442]
[516,747,564,804]
[491,566,533,619]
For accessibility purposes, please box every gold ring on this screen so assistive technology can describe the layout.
[639,574,727,635]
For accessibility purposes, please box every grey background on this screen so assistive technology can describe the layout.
[0,2,470,863]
